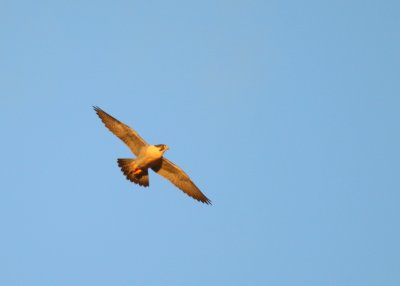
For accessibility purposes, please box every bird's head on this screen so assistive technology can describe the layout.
[155,144,169,154]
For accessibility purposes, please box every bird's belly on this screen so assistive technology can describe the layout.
[136,146,162,169]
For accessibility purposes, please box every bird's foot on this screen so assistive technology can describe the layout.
[133,167,143,175]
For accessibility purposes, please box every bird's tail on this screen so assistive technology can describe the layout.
[117,159,149,187]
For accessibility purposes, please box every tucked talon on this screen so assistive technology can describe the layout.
[133,168,143,175]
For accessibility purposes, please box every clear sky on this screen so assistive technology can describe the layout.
[1,0,399,285]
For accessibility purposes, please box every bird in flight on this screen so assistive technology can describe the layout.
[93,107,211,204]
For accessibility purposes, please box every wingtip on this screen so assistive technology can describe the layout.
[200,197,212,205]
[186,193,212,205]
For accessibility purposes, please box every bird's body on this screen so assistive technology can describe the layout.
[93,106,211,204]
[135,145,168,169]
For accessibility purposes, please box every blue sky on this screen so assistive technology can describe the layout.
[1,0,399,285]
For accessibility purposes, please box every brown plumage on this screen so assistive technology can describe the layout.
[117,158,149,187]
[150,158,211,204]
[94,106,211,205]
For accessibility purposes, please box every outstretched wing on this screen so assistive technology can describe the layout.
[152,158,211,204]
[93,106,147,156]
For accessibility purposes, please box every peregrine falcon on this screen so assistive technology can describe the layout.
[94,107,211,205]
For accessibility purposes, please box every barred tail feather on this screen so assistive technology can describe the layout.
[117,159,149,187]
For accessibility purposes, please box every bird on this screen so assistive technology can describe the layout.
[93,106,211,204]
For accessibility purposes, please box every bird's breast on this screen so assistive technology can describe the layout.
[136,146,163,168]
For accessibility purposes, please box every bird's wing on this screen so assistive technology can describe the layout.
[94,106,147,156]
[152,158,211,204]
